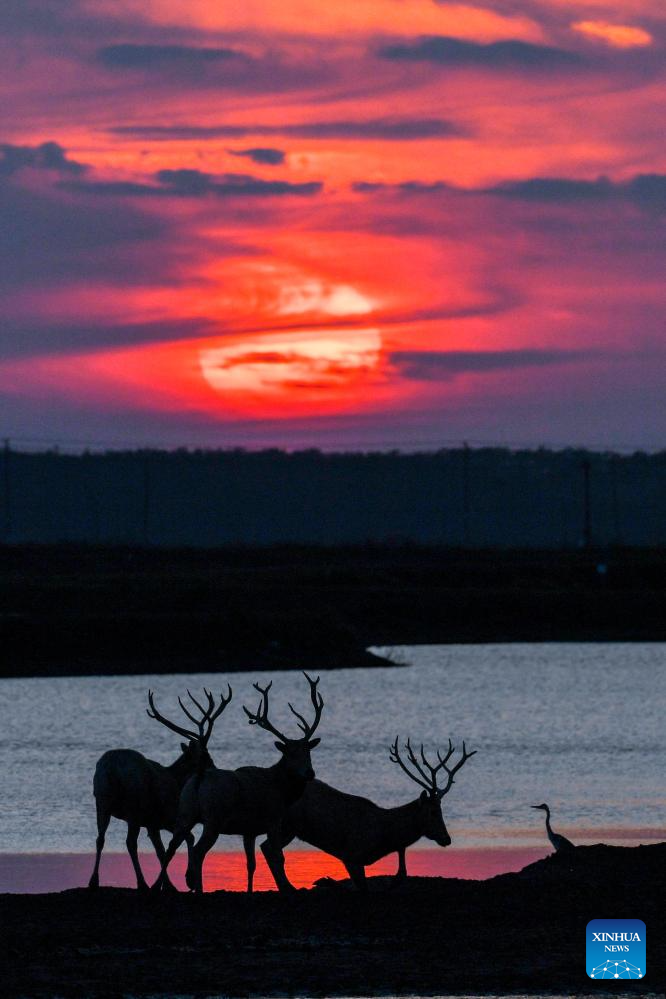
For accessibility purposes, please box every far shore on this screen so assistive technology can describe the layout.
[2,543,666,679]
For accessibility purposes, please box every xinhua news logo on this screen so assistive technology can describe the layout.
[587,919,646,980]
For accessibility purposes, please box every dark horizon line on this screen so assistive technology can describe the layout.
[2,436,664,459]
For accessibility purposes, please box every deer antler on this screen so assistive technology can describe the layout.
[436,740,476,796]
[244,673,324,742]
[390,736,476,796]
[243,681,290,742]
[147,687,232,745]
[288,672,324,739]
[389,736,431,791]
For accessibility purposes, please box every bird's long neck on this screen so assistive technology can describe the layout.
[543,806,554,837]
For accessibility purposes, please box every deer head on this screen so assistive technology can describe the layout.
[243,672,324,782]
[389,736,476,847]
[147,686,233,769]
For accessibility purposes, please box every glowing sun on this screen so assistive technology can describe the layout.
[199,329,382,405]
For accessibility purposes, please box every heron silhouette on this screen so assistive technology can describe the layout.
[531,803,574,852]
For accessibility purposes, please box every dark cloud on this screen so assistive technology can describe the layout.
[0,317,217,360]
[0,0,174,40]
[353,173,666,214]
[216,351,293,367]
[61,168,322,199]
[353,180,451,194]
[377,35,581,70]
[391,348,605,380]
[0,141,87,177]
[631,174,666,210]
[486,174,666,211]
[158,168,322,197]
[96,43,244,69]
[287,118,464,139]
[92,42,334,95]
[57,180,167,197]
[0,0,117,38]
[489,177,619,201]
[0,181,166,290]
[229,148,286,166]
[110,117,465,141]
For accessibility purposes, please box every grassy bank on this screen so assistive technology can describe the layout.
[2,544,666,677]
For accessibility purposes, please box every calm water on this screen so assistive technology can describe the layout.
[1,644,664,863]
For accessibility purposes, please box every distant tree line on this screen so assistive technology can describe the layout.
[1,445,665,548]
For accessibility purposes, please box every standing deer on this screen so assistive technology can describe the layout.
[260,735,476,890]
[152,672,323,894]
[89,686,231,892]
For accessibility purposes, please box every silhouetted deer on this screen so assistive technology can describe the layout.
[89,687,231,891]
[153,673,323,894]
[260,735,476,890]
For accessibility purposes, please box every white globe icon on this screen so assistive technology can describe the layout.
[591,958,643,980]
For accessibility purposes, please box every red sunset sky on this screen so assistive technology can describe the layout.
[1,0,664,450]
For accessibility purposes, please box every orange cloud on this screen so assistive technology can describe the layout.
[2,0,665,448]
[89,0,544,43]
[572,20,652,48]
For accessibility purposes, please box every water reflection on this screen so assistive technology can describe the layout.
[1,644,664,853]
[0,846,548,893]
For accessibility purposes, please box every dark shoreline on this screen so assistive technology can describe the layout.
[2,844,663,997]
[2,543,666,678]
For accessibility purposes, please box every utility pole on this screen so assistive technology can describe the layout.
[462,442,471,546]
[2,438,11,542]
[141,452,151,546]
[610,456,621,546]
[582,457,592,548]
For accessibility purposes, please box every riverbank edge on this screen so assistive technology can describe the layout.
[3,543,666,678]
[2,844,663,998]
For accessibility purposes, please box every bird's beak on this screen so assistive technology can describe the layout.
[530,805,540,809]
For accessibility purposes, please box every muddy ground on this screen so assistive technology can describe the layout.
[2,844,663,997]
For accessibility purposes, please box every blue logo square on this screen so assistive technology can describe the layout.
[587,919,646,980]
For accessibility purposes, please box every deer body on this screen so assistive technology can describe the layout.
[94,747,197,830]
[89,687,231,892]
[171,756,315,893]
[154,673,324,895]
[196,761,314,836]
[262,736,476,890]
[90,745,205,891]
[272,779,443,869]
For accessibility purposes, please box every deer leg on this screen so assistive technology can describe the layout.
[147,828,177,892]
[183,830,195,890]
[243,834,257,894]
[186,825,218,893]
[344,861,367,892]
[151,826,189,892]
[263,828,296,894]
[88,801,110,889]
[394,847,407,882]
[259,822,294,871]
[125,822,148,892]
